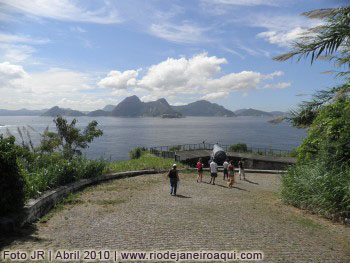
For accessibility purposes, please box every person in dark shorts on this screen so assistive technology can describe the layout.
[223,159,229,180]
[168,164,179,195]
[209,159,218,185]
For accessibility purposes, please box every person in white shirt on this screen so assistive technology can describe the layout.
[209,160,218,185]
[223,159,229,180]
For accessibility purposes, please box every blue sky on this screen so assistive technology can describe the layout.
[0,0,348,111]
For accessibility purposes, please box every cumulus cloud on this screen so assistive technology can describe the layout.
[138,53,226,93]
[98,70,139,89]
[0,61,28,88]
[200,91,229,100]
[0,62,109,110]
[0,0,121,24]
[100,53,289,101]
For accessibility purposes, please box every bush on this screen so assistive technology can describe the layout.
[228,143,248,152]
[281,160,350,221]
[129,147,143,159]
[22,156,106,199]
[0,136,25,215]
[169,146,181,151]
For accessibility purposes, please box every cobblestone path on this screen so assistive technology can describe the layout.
[2,172,350,262]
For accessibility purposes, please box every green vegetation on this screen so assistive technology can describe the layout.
[128,147,145,159]
[0,117,106,215]
[106,151,187,173]
[281,160,350,221]
[0,135,25,216]
[169,145,181,151]
[276,6,350,222]
[228,143,248,152]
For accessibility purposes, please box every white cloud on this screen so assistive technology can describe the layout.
[111,89,131,97]
[140,94,162,102]
[0,61,28,88]
[0,0,121,24]
[138,53,226,93]
[70,26,87,33]
[251,15,323,47]
[0,33,50,63]
[257,27,306,47]
[100,53,289,101]
[98,70,139,90]
[204,0,281,6]
[200,91,229,100]
[262,82,291,89]
[149,23,209,44]
[171,102,187,106]
[0,33,50,44]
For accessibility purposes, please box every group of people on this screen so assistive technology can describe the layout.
[167,158,245,196]
[200,158,245,187]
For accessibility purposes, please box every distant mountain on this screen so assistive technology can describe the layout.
[269,111,287,116]
[103,104,115,111]
[172,100,235,117]
[87,110,111,117]
[111,96,181,117]
[235,108,273,117]
[42,106,85,117]
[0,108,47,116]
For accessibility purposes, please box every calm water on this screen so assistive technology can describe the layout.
[0,116,306,161]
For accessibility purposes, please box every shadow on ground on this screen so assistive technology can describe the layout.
[0,223,41,250]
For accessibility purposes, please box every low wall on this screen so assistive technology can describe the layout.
[0,170,159,233]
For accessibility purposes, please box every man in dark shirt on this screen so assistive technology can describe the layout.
[168,164,179,196]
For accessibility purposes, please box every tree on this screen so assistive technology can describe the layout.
[40,116,103,159]
[274,6,350,127]
[0,135,25,215]
[274,7,350,77]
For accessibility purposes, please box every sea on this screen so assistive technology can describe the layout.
[0,116,306,161]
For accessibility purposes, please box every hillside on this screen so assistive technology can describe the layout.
[42,106,85,117]
[0,108,47,116]
[172,100,235,117]
[235,108,272,117]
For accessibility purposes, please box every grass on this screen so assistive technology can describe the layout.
[39,193,82,223]
[294,217,323,231]
[106,152,188,173]
[281,160,350,222]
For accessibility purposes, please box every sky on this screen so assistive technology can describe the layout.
[0,0,348,112]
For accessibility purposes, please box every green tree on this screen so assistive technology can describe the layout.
[40,116,103,159]
[0,135,25,215]
[274,6,350,128]
[274,7,350,76]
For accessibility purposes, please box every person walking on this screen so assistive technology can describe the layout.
[223,159,229,180]
[238,158,246,180]
[227,160,235,187]
[196,158,203,183]
[209,159,218,185]
[168,164,179,196]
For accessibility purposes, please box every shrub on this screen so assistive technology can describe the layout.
[169,146,181,151]
[0,136,25,215]
[281,160,350,221]
[22,155,106,199]
[129,147,143,159]
[228,143,248,152]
